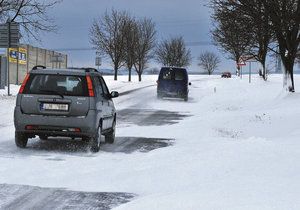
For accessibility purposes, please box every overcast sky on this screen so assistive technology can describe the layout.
[35,0,238,72]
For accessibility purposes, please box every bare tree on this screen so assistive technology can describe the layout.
[155,36,192,67]
[0,0,62,40]
[224,0,300,91]
[123,16,138,82]
[211,0,254,75]
[198,51,220,75]
[134,18,156,82]
[236,0,274,81]
[262,0,300,92]
[90,9,128,80]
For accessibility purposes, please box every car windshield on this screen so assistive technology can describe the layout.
[23,74,89,97]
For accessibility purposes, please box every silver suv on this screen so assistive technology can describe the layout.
[14,66,119,152]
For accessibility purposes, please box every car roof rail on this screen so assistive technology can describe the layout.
[32,65,46,70]
[68,67,99,73]
[82,67,99,73]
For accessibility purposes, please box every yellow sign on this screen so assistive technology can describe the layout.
[9,48,27,65]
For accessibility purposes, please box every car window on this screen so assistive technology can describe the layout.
[23,74,89,97]
[99,77,109,96]
[92,76,104,97]
[175,70,186,81]
[161,69,172,80]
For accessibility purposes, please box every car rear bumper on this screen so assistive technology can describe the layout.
[14,106,97,138]
[157,90,188,98]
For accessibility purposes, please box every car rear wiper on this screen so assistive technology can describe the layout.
[38,88,64,99]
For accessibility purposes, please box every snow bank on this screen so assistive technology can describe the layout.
[0,74,300,210]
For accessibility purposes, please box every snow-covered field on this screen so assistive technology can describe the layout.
[0,74,300,210]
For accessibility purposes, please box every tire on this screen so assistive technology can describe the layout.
[90,125,102,153]
[184,95,188,102]
[39,135,48,140]
[105,120,116,144]
[15,132,28,148]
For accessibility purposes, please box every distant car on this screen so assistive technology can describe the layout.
[157,67,191,101]
[221,72,232,78]
[14,66,119,152]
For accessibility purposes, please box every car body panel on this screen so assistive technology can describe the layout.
[14,68,118,141]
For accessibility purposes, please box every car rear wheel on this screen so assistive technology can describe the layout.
[90,125,102,153]
[105,120,116,144]
[184,95,188,102]
[15,132,28,148]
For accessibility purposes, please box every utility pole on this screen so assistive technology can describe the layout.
[7,21,11,96]
[16,46,19,85]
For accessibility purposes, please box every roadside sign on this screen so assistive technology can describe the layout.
[242,55,256,62]
[0,22,20,48]
[237,58,246,66]
[95,56,101,66]
[51,54,64,63]
[9,48,27,65]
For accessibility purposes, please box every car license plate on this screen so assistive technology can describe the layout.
[42,103,68,111]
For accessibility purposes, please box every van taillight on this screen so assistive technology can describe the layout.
[19,74,30,94]
[86,75,95,97]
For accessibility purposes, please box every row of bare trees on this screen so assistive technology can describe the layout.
[89,10,156,81]
[89,9,193,81]
[211,0,300,92]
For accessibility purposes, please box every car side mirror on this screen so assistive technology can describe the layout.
[189,82,192,86]
[110,91,119,98]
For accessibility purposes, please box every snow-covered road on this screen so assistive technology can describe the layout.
[0,75,300,210]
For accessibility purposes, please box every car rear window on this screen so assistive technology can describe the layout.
[23,74,89,97]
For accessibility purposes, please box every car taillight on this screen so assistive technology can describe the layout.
[68,128,81,132]
[86,75,95,97]
[19,73,30,94]
[26,125,38,130]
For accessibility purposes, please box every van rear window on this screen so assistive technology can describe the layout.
[159,68,172,80]
[175,70,186,81]
[23,74,89,97]
[159,68,187,81]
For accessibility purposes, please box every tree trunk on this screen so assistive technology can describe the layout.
[128,68,132,82]
[236,64,240,76]
[138,73,142,82]
[290,70,295,92]
[114,66,118,81]
[262,62,267,81]
[282,58,295,92]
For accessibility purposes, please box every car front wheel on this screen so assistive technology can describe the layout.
[15,132,28,148]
